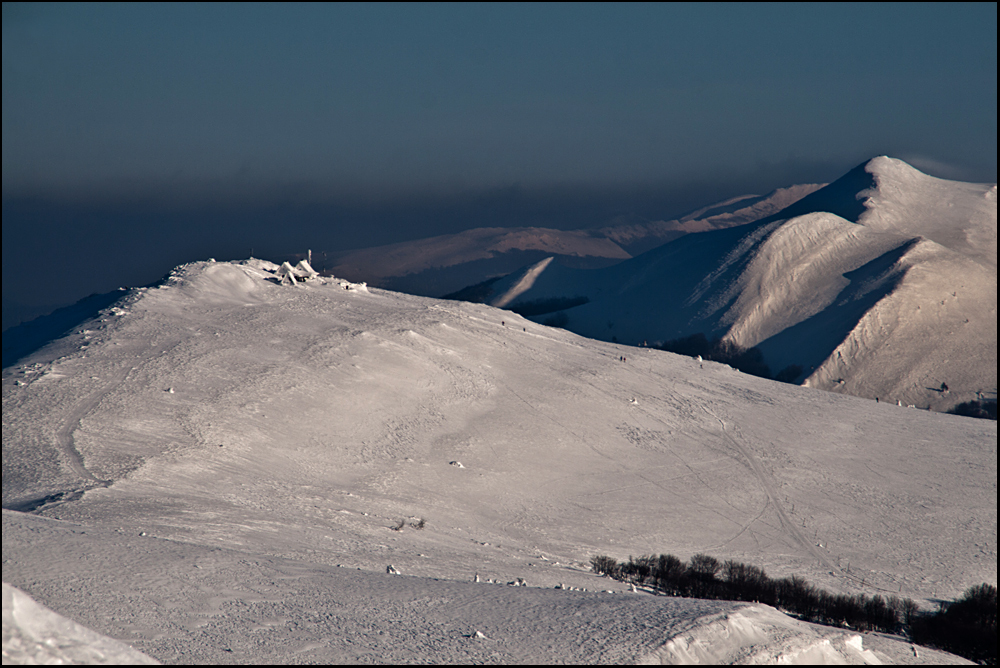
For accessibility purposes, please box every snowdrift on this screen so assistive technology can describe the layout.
[642,605,898,665]
[2,582,158,665]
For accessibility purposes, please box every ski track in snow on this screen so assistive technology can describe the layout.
[45,345,179,503]
[703,408,838,576]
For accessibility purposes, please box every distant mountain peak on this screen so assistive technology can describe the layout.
[469,158,996,412]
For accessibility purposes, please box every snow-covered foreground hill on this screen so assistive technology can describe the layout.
[2,515,965,666]
[1,515,965,666]
[3,259,994,663]
[481,158,997,412]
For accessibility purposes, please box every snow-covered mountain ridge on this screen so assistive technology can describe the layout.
[306,184,824,300]
[595,183,826,256]
[480,157,997,412]
[2,257,993,663]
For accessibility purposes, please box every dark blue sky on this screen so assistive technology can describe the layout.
[2,2,997,329]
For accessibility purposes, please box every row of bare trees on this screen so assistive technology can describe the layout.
[653,333,802,383]
[591,553,996,664]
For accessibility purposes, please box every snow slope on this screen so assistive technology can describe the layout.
[3,512,965,665]
[2,582,158,665]
[2,258,993,663]
[597,183,825,256]
[481,158,997,411]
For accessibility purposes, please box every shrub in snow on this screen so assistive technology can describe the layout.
[776,574,819,617]
[948,399,997,421]
[687,553,720,578]
[541,311,570,328]
[723,560,774,605]
[654,333,773,381]
[590,555,619,578]
[774,364,804,384]
[589,551,997,663]
[655,554,686,595]
[686,553,722,598]
[910,583,997,665]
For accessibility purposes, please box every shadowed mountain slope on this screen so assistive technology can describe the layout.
[472,158,997,411]
[302,186,823,300]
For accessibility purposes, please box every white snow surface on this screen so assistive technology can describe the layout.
[485,158,997,411]
[2,582,158,664]
[2,257,992,664]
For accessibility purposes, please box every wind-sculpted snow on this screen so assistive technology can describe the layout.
[852,157,997,263]
[2,258,992,663]
[2,582,158,665]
